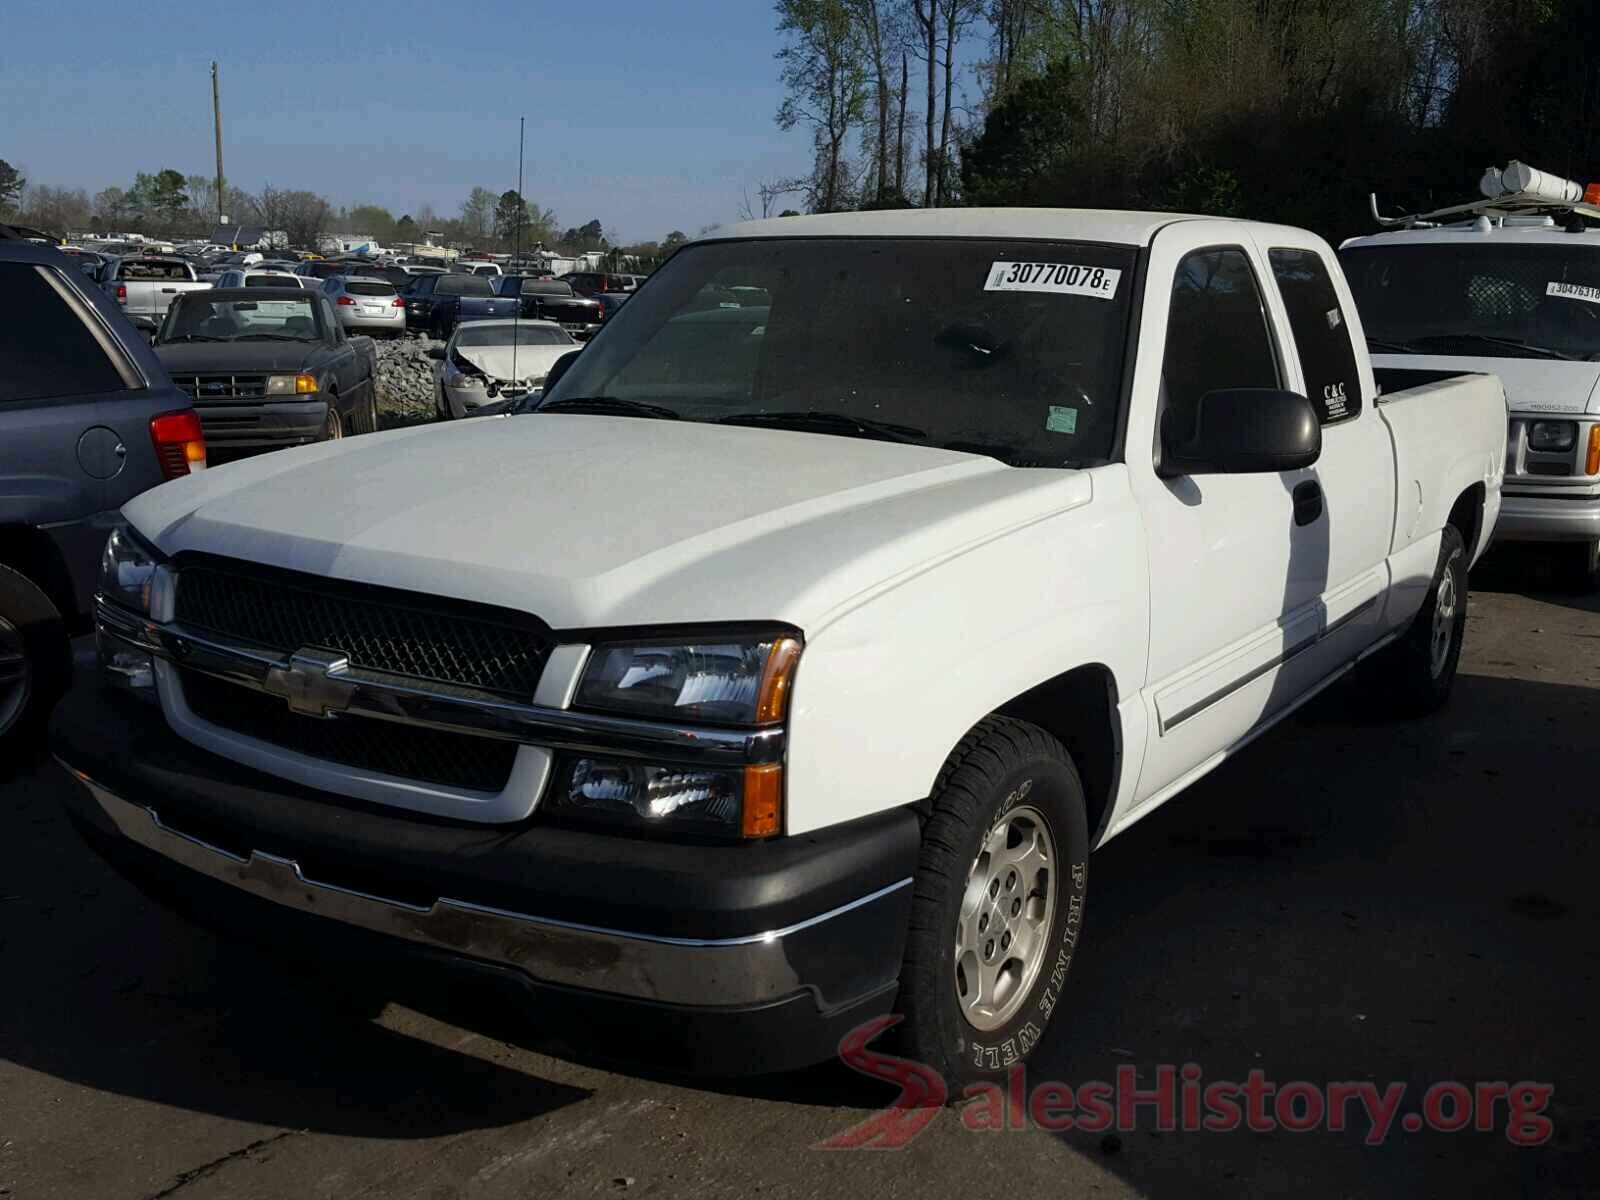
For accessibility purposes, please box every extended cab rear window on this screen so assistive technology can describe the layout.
[1269,248,1363,424]
[119,260,188,280]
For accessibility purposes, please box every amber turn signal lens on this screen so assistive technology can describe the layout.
[741,764,783,838]
[754,636,803,725]
[1587,425,1600,476]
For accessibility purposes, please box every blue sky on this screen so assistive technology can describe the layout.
[1,1,815,242]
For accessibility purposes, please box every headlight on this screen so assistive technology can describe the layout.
[556,759,783,839]
[575,635,802,726]
[265,373,318,395]
[97,526,165,700]
[99,526,161,615]
[1528,420,1576,452]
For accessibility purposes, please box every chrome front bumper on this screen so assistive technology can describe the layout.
[1496,491,1600,543]
[62,761,910,1010]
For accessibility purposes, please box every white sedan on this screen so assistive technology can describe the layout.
[431,319,578,419]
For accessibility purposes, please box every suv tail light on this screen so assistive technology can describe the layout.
[150,409,207,480]
[336,295,356,306]
[392,296,405,308]
[114,284,127,303]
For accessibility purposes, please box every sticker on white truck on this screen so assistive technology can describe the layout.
[985,262,1121,299]
[1546,281,1600,305]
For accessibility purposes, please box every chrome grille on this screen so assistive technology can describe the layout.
[173,557,554,700]
[179,668,518,793]
[172,373,269,402]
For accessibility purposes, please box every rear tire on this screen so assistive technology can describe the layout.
[894,716,1089,1090]
[1360,524,1468,716]
[0,564,71,772]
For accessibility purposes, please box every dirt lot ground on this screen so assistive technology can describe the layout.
[2,547,1595,1200]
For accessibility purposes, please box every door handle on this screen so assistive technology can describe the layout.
[1293,481,1324,526]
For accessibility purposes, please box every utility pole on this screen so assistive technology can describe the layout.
[211,61,225,226]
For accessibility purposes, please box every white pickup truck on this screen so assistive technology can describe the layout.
[102,255,211,324]
[54,210,1505,1083]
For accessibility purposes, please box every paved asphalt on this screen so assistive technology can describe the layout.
[1,546,1595,1199]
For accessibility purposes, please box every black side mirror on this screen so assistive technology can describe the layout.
[425,345,445,360]
[542,348,582,394]
[1159,388,1320,476]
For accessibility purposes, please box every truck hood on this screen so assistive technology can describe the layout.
[454,343,570,382]
[124,415,1094,632]
[1372,352,1600,415]
[155,341,319,375]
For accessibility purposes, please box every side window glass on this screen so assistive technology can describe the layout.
[1269,248,1363,424]
[0,265,129,402]
[1163,247,1280,413]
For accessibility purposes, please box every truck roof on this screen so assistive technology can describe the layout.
[705,208,1260,249]
[1342,222,1600,251]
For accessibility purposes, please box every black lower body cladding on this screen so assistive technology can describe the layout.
[50,681,920,1073]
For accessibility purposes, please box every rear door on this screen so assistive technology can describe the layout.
[0,252,172,612]
[1255,232,1393,673]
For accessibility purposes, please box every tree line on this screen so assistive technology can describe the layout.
[0,160,679,259]
[771,0,1600,244]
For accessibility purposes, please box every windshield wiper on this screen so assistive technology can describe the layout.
[536,396,682,419]
[1403,332,1583,361]
[714,410,927,443]
[233,333,307,341]
[940,439,1074,468]
[164,333,225,342]
[1365,336,1417,354]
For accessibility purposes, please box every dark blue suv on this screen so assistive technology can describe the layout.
[0,230,204,763]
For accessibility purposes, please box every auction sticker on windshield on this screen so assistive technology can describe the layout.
[985,261,1121,299]
[1546,281,1600,305]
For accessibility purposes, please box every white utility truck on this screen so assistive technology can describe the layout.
[1344,161,1600,590]
[56,210,1505,1083]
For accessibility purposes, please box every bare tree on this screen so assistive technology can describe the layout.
[913,0,937,205]
[738,176,806,221]
[896,49,910,197]
[934,0,983,204]
[776,0,869,212]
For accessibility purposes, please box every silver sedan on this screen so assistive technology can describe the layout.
[319,275,406,337]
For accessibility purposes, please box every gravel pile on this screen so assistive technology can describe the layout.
[374,335,443,429]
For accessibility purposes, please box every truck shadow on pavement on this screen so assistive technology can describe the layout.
[1,762,589,1138]
[2,667,1594,1194]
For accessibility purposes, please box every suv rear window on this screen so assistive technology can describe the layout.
[0,265,129,402]
[244,274,294,288]
[345,280,397,297]
[436,275,494,296]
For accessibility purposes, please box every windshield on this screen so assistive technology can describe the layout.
[159,295,322,342]
[456,324,572,348]
[437,274,494,296]
[537,238,1136,465]
[1341,242,1600,361]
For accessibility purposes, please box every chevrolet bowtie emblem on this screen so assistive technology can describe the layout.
[263,647,356,718]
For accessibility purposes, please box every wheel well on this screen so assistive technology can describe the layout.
[0,524,78,622]
[1448,483,1486,558]
[994,664,1121,846]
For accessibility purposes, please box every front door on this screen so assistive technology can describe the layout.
[1125,226,1330,810]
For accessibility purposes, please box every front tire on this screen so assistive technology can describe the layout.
[1361,524,1468,715]
[1562,539,1599,594]
[895,716,1089,1089]
[321,400,343,441]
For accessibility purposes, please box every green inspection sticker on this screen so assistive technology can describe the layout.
[1046,406,1078,434]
